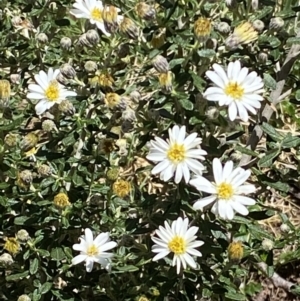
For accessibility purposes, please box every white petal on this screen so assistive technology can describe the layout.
[213,63,229,86]
[189,176,216,194]
[72,254,87,265]
[153,251,170,261]
[232,170,251,187]
[27,92,44,100]
[175,163,183,184]
[235,184,256,194]
[183,253,197,269]
[94,232,109,246]
[193,195,216,210]
[85,258,94,272]
[236,102,249,122]
[84,228,94,245]
[232,195,256,205]
[213,158,223,185]
[35,99,55,115]
[206,71,225,88]
[101,241,117,252]
[222,161,233,182]
[151,159,170,175]
[228,101,238,121]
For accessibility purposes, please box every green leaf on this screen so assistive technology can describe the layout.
[51,247,65,261]
[296,90,300,101]
[6,271,29,281]
[281,134,300,148]
[261,122,283,142]
[247,224,274,240]
[190,71,205,91]
[116,265,139,272]
[263,73,276,90]
[14,216,30,225]
[30,258,39,275]
[169,58,185,69]
[177,98,194,110]
[189,116,203,125]
[235,145,258,157]
[258,148,281,168]
[225,292,247,300]
[261,179,289,193]
[37,249,50,257]
[286,37,300,46]
[32,289,41,301]
[40,282,52,294]
[197,49,216,58]
[0,182,10,189]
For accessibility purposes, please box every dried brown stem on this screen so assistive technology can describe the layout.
[238,30,300,167]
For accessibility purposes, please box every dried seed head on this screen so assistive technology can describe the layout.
[194,17,212,42]
[228,241,243,264]
[60,37,72,50]
[86,29,100,45]
[56,73,69,86]
[53,192,71,209]
[280,223,290,233]
[151,29,166,48]
[152,55,169,73]
[77,33,91,47]
[262,238,274,251]
[38,164,52,177]
[117,43,130,58]
[205,106,219,119]
[4,133,18,147]
[251,0,259,10]
[225,0,237,8]
[258,51,268,63]
[98,138,115,154]
[158,71,172,93]
[216,22,231,34]
[60,63,76,79]
[206,38,217,50]
[10,73,21,84]
[119,17,139,39]
[113,180,131,198]
[252,20,264,33]
[16,229,30,242]
[122,108,136,122]
[121,120,134,133]
[36,32,48,44]
[120,234,135,247]
[0,253,14,266]
[97,72,114,89]
[84,61,97,73]
[135,2,156,20]
[269,17,284,31]
[58,99,75,115]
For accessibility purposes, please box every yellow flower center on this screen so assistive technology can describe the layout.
[4,237,20,255]
[45,80,60,101]
[224,82,244,100]
[167,143,185,163]
[217,182,234,200]
[168,236,186,255]
[87,244,99,256]
[91,7,103,21]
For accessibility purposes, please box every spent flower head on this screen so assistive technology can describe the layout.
[4,237,21,255]
[147,125,207,184]
[228,241,243,264]
[204,60,264,122]
[72,228,117,272]
[152,217,204,274]
[113,180,131,198]
[194,17,211,42]
[190,158,256,220]
[27,68,77,115]
[54,192,71,209]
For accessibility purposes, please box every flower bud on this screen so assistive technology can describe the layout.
[10,73,21,84]
[252,20,264,33]
[36,33,48,44]
[269,17,284,31]
[251,0,259,10]
[135,2,156,20]
[4,237,20,255]
[258,51,268,63]
[20,170,33,185]
[21,133,38,151]
[122,108,136,122]
[137,296,149,301]
[60,37,72,50]
[105,93,127,110]
[58,99,75,115]
[0,253,13,266]
[117,43,130,58]
[77,33,91,47]
[86,29,100,45]
[151,29,166,48]
[60,63,76,79]
[280,223,290,233]
[56,73,69,86]
[206,38,217,50]
[106,167,120,181]
[53,192,71,209]
[130,90,141,103]
[194,17,211,42]
[16,229,30,242]
[152,55,169,73]
[42,119,57,132]
[119,18,139,39]
[225,0,237,8]
[121,120,134,133]
[17,295,31,301]
[228,241,243,264]
[120,234,135,247]
[205,106,219,119]
[38,164,52,177]
[98,73,114,89]
[113,180,131,198]
[262,238,274,251]
[0,80,11,104]
[84,60,97,73]
[158,72,172,93]
[216,22,231,34]
[4,133,18,147]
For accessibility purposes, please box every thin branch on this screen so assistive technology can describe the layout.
[238,30,300,167]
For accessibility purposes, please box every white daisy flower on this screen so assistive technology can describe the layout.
[72,228,117,272]
[27,68,77,115]
[70,0,111,36]
[152,217,204,274]
[204,61,264,122]
[146,125,207,184]
[189,158,256,220]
